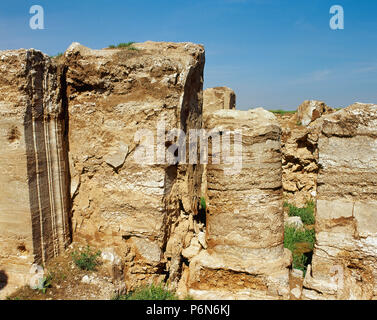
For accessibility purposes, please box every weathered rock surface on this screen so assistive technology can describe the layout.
[203,87,235,114]
[0,49,71,298]
[3,42,377,301]
[64,42,205,290]
[281,124,318,207]
[285,216,304,230]
[277,103,330,207]
[201,86,236,200]
[183,108,292,299]
[297,100,333,127]
[303,103,377,300]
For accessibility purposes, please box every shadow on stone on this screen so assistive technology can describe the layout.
[0,270,8,290]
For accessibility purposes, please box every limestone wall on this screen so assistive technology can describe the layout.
[0,49,70,296]
[63,42,205,289]
[303,103,377,300]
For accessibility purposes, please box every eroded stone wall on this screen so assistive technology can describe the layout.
[0,49,70,296]
[278,101,333,208]
[303,103,377,300]
[63,42,205,289]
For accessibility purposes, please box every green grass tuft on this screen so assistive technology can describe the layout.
[200,197,206,212]
[284,227,315,252]
[39,274,53,294]
[269,109,296,115]
[51,52,63,59]
[284,226,315,273]
[113,283,178,300]
[108,42,139,51]
[72,246,101,271]
[286,201,315,225]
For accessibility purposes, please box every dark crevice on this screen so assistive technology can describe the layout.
[59,63,73,245]
[195,201,206,226]
[0,270,8,290]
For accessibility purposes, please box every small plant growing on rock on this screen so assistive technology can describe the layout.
[39,274,53,294]
[72,246,101,271]
[113,283,178,300]
[108,42,138,51]
[200,197,206,212]
[284,226,315,274]
[269,109,296,115]
[51,52,63,59]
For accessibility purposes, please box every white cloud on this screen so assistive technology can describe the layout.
[289,69,333,85]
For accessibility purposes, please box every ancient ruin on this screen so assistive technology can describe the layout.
[1,42,377,300]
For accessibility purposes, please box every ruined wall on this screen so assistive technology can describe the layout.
[303,103,377,300]
[0,49,70,296]
[277,101,333,208]
[183,109,292,299]
[64,42,205,289]
[280,119,319,208]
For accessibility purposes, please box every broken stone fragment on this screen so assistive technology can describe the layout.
[297,100,333,126]
[29,264,45,290]
[197,232,207,249]
[81,275,92,284]
[291,268,304,278]
[182,237,201,260]
[203,87,236,114]
[186,108,291,299]
[103,142,129,170]
[131,237,162,263]
[285,216,304,230]
[0,48,71,297]
[291,286,302,299]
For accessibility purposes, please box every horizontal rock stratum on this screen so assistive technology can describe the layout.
[185,108,292,300]
[303,103,377,300]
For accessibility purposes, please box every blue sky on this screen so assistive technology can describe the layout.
[0,0,376,110]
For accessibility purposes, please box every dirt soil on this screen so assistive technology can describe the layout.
[6,244,123,300]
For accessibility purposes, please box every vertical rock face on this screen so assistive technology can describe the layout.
[303,103,377,300]
[203,87,235,114]
[185,109,291,299]
[64,42,204,288]
[0,49,70,296]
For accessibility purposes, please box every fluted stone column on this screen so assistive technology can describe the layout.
[0,49,70,297]
[186,108,291,300]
